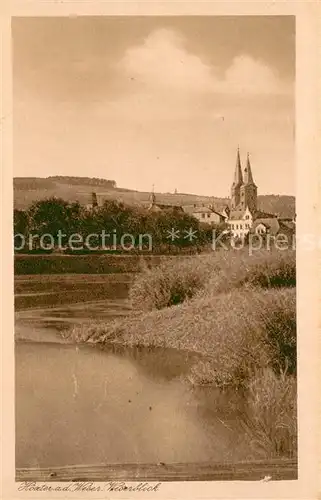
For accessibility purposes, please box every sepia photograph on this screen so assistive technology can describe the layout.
[7,12,307,489]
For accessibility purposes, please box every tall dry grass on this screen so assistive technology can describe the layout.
[130,249,295,312]
[241,368,297,459]
[130,254,219,311]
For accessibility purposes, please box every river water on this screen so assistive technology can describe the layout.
[15,274,249,469]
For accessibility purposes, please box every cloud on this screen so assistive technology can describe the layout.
[118,28,214,93]
[117,28,291,97]
[99,27,292,124]
[224,55,290,95]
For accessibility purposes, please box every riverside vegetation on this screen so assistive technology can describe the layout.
[14,197,220,254]
[68,249,297,460]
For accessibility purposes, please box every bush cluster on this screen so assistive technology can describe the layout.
[130,249,296,311]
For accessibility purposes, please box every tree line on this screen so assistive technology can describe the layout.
[14,197,227,254]
[48,176,117,188]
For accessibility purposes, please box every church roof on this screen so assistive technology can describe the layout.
[183,205,224,216]
[191,206,223,216]
[228,210,247,220]
[254,210,277,219]
[228,208,278,221]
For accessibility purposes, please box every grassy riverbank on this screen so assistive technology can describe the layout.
[68,249,297,458]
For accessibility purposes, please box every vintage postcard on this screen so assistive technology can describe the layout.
[1,1,320,499]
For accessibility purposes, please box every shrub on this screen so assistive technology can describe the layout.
[129,249,296,312]
[130,254,222,311]
[203,249,296,296]
[241,368,297,458]
[251,288,297,374]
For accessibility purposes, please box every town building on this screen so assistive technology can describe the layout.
[185,205,225,225]
[147,190,184,214]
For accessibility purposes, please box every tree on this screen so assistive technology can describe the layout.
[14,209,29,236]
[28,197,82,242]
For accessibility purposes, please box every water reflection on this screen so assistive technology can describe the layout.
[16,342,249,468]
[15,274,250,468]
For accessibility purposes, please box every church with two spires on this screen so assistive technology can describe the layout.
[224,149,292,239]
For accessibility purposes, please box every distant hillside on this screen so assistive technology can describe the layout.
[13,176,295,218]
[14,177,57,191]
[257,195,296,219]
[48,176,117,188]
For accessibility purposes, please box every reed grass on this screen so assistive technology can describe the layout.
[130,249,295,311]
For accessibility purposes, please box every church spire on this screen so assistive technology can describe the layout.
[149,184,156,205]
[233,147,243,187]
[230,148,243,209]
[239,152,257,213]
[243,153,255,185]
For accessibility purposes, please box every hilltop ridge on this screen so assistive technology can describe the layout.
[14,176,295,219]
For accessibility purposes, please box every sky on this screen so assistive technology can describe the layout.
[12,16,295,196]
